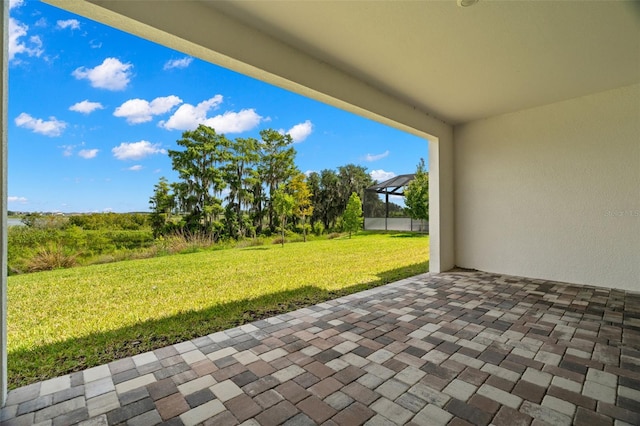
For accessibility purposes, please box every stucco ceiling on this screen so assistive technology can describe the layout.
[206,0,640,124]
[45,0,640,127]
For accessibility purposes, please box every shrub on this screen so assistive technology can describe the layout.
[331,217,344,233]
[21,213,68,229]
[312,221,325,236]
[156,231,215,255]
[25,244,78,272]
[327,232,342,240]
[235,238,266,248]
[272,236,286,245]
[102,230,154,250]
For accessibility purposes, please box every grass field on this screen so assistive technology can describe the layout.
[8,232,428,389]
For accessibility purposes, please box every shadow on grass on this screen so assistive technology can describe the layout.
[9,261,428,389]
[359,231,428,239]
[389,233,429,239]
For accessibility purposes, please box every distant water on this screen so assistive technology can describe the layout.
[8,218,24,227]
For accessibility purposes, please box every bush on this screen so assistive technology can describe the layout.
[101,230,154,250]
[327,232,342,240]
[25,244,78,272]
[67,213,150,230]
[272,236,287,245]
[8,226,155,274]
[331,217,344,233]
[312,221,325,236]
[155,231,215,255]
[235,238,266,249]
[21,213,68,229]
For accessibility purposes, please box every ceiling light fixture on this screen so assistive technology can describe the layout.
[457,0,479,7]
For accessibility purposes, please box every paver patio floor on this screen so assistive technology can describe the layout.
[2,270,640,425]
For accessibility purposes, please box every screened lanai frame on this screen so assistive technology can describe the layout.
[364,173,427,232]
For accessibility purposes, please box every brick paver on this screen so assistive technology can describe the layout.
[2,270,639,425]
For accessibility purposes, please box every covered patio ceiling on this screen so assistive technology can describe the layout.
[43,1,640,129]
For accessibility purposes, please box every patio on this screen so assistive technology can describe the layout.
[1,270,639,425]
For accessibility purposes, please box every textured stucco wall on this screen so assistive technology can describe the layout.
[454,84,640,290]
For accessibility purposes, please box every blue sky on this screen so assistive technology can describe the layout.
[8,0,428,213]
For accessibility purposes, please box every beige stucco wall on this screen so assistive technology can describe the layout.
[454,84,640,290]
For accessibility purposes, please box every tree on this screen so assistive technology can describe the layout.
[167,125,230,236]
[289,173,313,242]
[342,192,363,238]
[338,164,373,209]
[317,169,342,230]
[149,177,175,237]
[225,137,259,238]
[272,186,294,247]
[404,158,429,223]
[258,129,298,232]
[307,172,321,227]
[21,212,43,228]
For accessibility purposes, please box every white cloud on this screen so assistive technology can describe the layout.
[164,57,193,70]
[9,17,44,62]
[158,95,263,133]
[304,170,317,177]
[287,120,313,143]
[128,165,143,171]
[9,0,24,10]
[60,145,74,157]
[69,100,104,114]
[89,40,102,49]
[158,96,222,130]
[8,196,27,203]
[72,57,133,91]
[112,141,166,160]
[114,95,182,124]
[15,113,66,137]
[206,109,263,134]
[78,149,99,159]
[35,18,47,28]
[370,169,396,182]
[57,19,80,30]
[364,150,390,162]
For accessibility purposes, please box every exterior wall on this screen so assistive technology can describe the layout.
[454,84,640,290]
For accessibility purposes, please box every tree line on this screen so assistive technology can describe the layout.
[149,124,401,240]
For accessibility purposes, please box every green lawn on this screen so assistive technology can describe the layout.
[8,233,428,388]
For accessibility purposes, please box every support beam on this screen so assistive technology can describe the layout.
[1,0,8,406]
[429,133,455,273]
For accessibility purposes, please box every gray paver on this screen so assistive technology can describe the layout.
[85,377,115,399]
[412,404,453,425]
[3,271,639,426]
[442,379,477,402]
[408,383,450,408]
[180,399,225,426]
[477,383,523,409]
[86,391,120,417]
[583,380,616,404]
